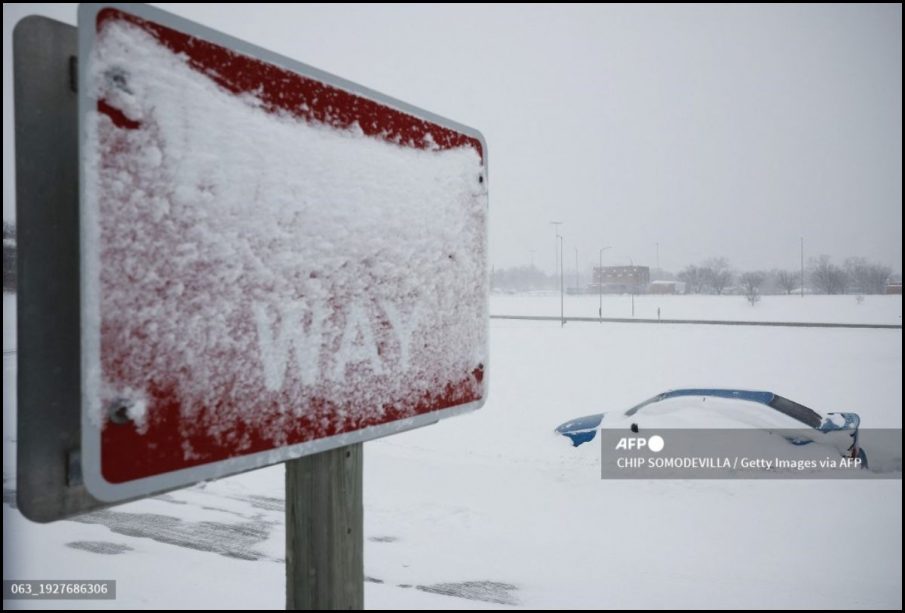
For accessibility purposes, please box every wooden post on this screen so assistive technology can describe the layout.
[286,444,363,610]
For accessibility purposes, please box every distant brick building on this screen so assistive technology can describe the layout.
[887,283,902,295]
[592,265,650,293]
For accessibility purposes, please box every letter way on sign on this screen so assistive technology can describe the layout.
[77,3,488,501]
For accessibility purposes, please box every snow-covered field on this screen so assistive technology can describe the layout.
[3,293,902,609]
[491,292,903,325]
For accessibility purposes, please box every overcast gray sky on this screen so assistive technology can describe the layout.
[4,4,901,273]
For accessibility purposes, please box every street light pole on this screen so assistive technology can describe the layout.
[800,236,804,298]
[550,221,562,274]
[628,256,635,317]
[598,245,611,322]
[558,234,564,327]
[574,247,579,294]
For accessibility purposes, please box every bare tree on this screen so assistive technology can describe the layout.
[865,265,892,294]
[677,265,706,294]
[844,257,892,294]
[491,265,556,292]
[702,257,732,295]
[774,270,798,295]
[844,257,870,293]
[809,255,848,294]
[740,271,765,306]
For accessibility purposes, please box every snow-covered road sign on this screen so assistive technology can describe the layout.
[78,3,487,502]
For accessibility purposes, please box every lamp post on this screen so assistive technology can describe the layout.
[550,221,562,274]
[628,256,635,317]
[598,246,611,321]
[558,234,564,327]
[574,247,580,295]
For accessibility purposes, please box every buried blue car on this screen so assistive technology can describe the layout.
[555,389,868,467]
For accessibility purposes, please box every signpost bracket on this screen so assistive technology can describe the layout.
[14,15,103,522]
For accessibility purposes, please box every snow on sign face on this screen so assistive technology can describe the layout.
[79,5,487,500]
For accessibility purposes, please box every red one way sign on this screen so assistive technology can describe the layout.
[78,4,487,501]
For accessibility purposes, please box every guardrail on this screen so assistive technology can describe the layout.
[490,314,902,330]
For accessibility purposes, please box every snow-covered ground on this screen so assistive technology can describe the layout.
[4,293,902,609]
[491,292,903,325]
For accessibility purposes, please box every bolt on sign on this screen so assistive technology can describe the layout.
[78,3,488,501]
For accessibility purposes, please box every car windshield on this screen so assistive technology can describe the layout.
[766,395,822,429]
